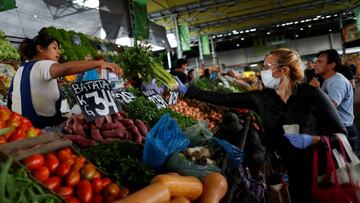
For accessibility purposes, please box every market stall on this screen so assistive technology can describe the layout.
[0,27,274,203]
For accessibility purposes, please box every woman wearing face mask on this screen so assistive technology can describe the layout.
[175,48,346,203]
[8,33,123,129]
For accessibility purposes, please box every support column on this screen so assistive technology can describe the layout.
[339,15,346,54]
[172,15,182,59]
[328,32,334,49]
[210,37,217,66]
[198,31,204,64]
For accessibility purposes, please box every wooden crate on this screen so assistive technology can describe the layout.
[0,132,71,161]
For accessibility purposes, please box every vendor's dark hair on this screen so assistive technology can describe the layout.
[19,33,59,61]
[175,58,188,69]
[317,49,341,72]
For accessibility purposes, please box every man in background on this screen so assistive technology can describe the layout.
[312,49,358,152]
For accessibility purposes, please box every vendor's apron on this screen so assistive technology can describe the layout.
[7,60,64,128]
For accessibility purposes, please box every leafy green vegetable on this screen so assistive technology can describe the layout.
[112,44,178,89]
[81,141,155,192]
[194,78,245,93]
[0,30,20,61]
[0,158,62,203]
[124,96,195,129]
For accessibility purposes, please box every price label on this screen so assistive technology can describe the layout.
[71,80,119,121]
[113,89,137,104]
[143,89,168,109]
[168,91,179,105]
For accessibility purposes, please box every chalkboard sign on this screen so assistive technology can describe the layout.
[143,89,168,109]
[168,91,179,105]
[71,80,119,121]
[113,89,137,104]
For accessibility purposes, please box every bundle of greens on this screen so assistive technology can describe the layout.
[0,158,62,203]
[194,78,244,93]
[81,141,155,192]
[124,96,195,130]
[113,44,178,90]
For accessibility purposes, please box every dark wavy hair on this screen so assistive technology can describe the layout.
[19,33,59,62]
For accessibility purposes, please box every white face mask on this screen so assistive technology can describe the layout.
[261,69,281,89]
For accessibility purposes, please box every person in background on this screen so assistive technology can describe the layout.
[77,55,104,81]
[311,49,358,152]
[175,48,346,203]
[7,33,122,128]
[170,58,188,84]
[201,68,210,79]
[304,59,315,83]
[187,69,195,82]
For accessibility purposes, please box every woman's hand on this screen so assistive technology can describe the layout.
[99,61,123,76]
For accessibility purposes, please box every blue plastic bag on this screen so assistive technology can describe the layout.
[143,114,190,169]
[213,137,244,170]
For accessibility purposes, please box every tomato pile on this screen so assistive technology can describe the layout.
[0,106,41,144]
[22,147,129,203]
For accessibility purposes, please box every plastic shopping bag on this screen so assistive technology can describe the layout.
[142,114,190,169]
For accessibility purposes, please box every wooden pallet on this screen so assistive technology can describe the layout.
[0,132,71,161]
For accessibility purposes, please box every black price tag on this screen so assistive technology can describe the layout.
[113,89,137,104]
[143,89,168,109]
[71,80,119,121]
[168,91,179,105]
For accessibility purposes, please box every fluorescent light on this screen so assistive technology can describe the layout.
[250,28,256,32]
[245,30,249,33]
[326,15,331,18]
[267,32,270,35]
[167,33,177,48]
[150,44,165,51]
[236,44,240,47]
[73,0,99,9]
[294,21,299,24]
[334,14,338,17]
[301,20,305,23]
[240,31,244,33]
[329,29,332,32]
[241,38,244,40]
[295,34,298,38]
[212,36,216,38]
[100,28,106,39]
[116,37,132,46]
[308,25,312,28]
[300,27,303,30]
[250,64,257,67]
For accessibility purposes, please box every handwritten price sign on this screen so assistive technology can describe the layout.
[71,80,119,121]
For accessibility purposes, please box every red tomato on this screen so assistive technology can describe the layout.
[72,156,86,171]
[63,147,73,155]
[43,176,62,190]
[45,153,59,173]
[27,127,41,138]
[91,178,103,194]
[101,178,111,188]
[103,183,120,197]
[93,171,101,179]
[34,166,50,182]
[90,195,103,203]
[56,186,74,197]
[7,118,21,129]
[77,180,93,203]
[0,136,7,144]
[57,149,72,162]
[0,107,11,122]
[56,161,71,177]
[118,188,130,198]
[65,170,80,187]
[64,196,80,203]
[8,130,26,142]
[80,164,96,180]
[22,154,45,171]
[21,117,32,129]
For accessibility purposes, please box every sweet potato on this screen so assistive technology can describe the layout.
[112,112,124,121]
[90,124,103,143]
[64,117,75,133]
[120,118,134,127]
[134,119,148,137]
[119,111,128,118]
[104,115,113,123]
[73,119,86,136]
[101,123,126,131]
[102,129,128,139]
[94,117,105,128]
[67,134,96,148]
[130,125,142,144]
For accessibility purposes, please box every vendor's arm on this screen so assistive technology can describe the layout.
[184,86,261,110]
[49,60,123,78]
